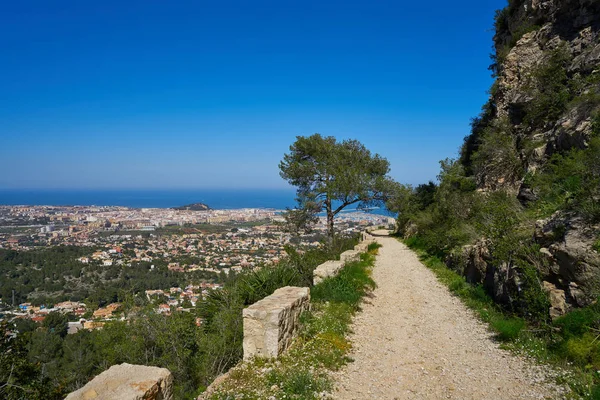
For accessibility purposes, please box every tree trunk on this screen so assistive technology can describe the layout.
[325,198,334,240]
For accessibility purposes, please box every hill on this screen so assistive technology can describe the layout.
[172,203,211,211]
[397,0,600,320]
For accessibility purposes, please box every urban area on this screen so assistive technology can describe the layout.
[0,204,393,333]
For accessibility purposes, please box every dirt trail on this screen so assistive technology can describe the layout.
[333,231,565,400]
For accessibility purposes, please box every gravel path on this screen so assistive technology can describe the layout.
[333,231,566,400]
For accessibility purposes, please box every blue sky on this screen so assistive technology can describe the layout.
[0,0,506,189]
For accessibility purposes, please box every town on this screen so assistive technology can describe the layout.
[0,204,394,331]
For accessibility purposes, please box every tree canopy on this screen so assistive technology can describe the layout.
[279,134,395,238]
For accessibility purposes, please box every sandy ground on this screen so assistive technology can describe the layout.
[333,231,566,400]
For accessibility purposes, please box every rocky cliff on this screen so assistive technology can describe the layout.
[457,0,600,316]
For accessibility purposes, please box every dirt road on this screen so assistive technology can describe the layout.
[333,232,565,400]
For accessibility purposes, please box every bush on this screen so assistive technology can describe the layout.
[563,333,600,368]
[555,306,600,339]
[593,238,600,253]
[524,45,572,127]
[532,136,600,221]
[492,318,525,342]
[471,119,523,188]
[310,255,376,309]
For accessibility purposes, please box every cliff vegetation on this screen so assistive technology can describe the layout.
[392,0,600,396]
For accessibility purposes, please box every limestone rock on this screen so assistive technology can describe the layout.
[243,286,310,360]
[65,363,173,400]
[543,281,569,319]
[535,212,600,306]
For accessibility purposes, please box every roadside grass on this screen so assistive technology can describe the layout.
[206,245,380,400]
[403,236,600,399]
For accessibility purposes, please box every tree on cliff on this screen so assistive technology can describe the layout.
[279,134,394,239]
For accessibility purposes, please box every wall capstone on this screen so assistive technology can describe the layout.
[340,249,361,264]
[65,363,173,400]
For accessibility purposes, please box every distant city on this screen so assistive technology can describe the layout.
[0,204,394,332]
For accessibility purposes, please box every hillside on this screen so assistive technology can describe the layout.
[398,0,600,317]
[172,203,211,211]
[465,0,600,311]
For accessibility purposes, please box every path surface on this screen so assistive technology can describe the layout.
[333,231,565,400]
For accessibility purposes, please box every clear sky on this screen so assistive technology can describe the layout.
[0,0,506,190]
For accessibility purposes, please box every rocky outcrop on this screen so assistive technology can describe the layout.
[453,241,521,307]
[65,363,173,400]
[453,0,600,317]
[475,0,600,190]
[242,286,310,360]
[450,211,600,318]
[534,212,600,308]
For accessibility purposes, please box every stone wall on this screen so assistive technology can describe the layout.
[313,234,374,285]
[243,286,310,360]
[65,363,173,400]
[313,260,344,285]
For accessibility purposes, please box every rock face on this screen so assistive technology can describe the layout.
[65,363,173,400]
[474,0,600,191]
[242,286,310,360]
[453,241,520,306]
[534,212,600,308]
[451,0,600,317]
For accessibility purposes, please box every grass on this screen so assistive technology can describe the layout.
[404,235,600,399]
[593,238,600,253]
[205,246,379,399]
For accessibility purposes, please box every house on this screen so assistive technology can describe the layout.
[93,303,121,319]
[157,304,171,314]
[83,321,105,330]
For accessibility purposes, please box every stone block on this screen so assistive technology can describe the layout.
[340,250,361,265]
[354,242,368,253]
[243,286,310,360]
[65,363,173,400]
[313,260,344,285]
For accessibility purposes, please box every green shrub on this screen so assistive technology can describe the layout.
[367,242,381,252]
[235,264,302,305]
[515,263,551,323]
[524,45,572,127]
[555,307,600,338]
[310,256,376,309]
[593,238,600,253]
[563,333,600,369]
[266,368,330,398]
[492,318,526,342]
[532,136,600,221]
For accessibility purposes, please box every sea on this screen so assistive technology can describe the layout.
[0,189,297,210]
[0,189,394,216]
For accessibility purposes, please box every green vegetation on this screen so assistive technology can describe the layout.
[279,133,396,238]
[471,118,523,186]
[404,238,600,397]
[0,235,359,399]
[392,5,600,391]
[0,246,220,307]
[532,136,600,222]
[524,45,573,127]
[206,246,379,399]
